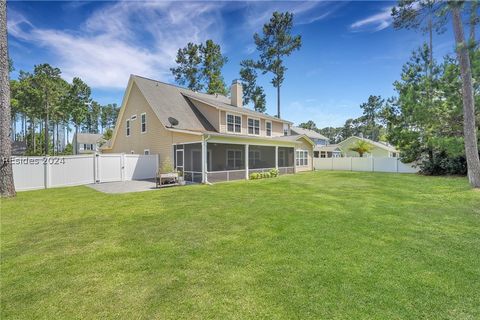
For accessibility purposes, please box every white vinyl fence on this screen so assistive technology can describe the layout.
[12,153,159,191]
[314,157,419,174]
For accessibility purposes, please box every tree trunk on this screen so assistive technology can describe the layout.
[451,5,480,188]
[277,84,281,118]
[0,0,16,197]
[75,125,78,154]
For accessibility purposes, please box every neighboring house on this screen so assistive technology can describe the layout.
[102,75,315,183]
[315,145,343,158]
[338,136,400,157]
[73,133,104,154]
[291,126,342,158]
[291,127,328,146]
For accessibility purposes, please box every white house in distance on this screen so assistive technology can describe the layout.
[72,133,104,154]
[291,127,342,158]
[338,136,400,158]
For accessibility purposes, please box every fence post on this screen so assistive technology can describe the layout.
[121,153,126,181]
[371,157,375,172]
[44,157,50,189]
[94,153,100,183]
[350,157,353,171]
[331,157,334,170]
[395,157,399,173]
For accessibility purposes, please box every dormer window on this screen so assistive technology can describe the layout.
[266,121,272,136]
[248,118,260,135]
[227,113,241,133]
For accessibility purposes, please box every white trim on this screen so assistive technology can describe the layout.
[266,121,272,137]
[247,117,260,136]
[226,112,242,134]
[140,112,147,134]
[171,141,203,146]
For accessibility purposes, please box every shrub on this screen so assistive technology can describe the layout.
[249,172,260,180]
[269,169,279,177]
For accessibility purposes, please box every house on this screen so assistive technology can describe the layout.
[291,127,342,158]
[73,133,104,154]
[102,75,315,183]
[338,136,400,157]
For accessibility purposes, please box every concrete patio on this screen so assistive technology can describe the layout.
[87,179,158,194]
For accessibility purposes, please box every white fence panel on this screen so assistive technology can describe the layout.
[352,158,372,172]
[12,157,45,191]
[13,153,160,191]
[332,157,351,171]
[124,154,158,180]
[373,157,396,172]
[314,157,419,174]
[314,158,333,170]
[398,161,419,173]
[97,154,123,183]
[50,155,95,187]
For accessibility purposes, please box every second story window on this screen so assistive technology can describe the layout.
[248,118,260,135]
[227,114,241,133]
[126,119,130,136]
[283,123,289,136]
[141,113,146,133]
[266,121,272,136]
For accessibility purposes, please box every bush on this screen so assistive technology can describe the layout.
[269,169,279,177]
[249,173,260,180]
[420,152,468,175]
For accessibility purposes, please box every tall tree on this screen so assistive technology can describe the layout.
[67,77,91,154]
[450,1,480,187]
[170,43,203,92]
[252,11,302,118]
[0,0,16,197]
[298,120,317,131]
[359,95,385,141]
[31,64,64,155]
[200,40,228,96]
[239,60,266,112]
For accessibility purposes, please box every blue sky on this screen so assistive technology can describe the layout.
[8,0,457,128]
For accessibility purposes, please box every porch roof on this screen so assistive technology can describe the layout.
[203,132,313,147]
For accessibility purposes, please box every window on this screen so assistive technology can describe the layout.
[83,144,93,151]
[283,123,289,136]
[227,114,242,133]
[141,113,146,133]
[144,149,150,155]
[248,118,260,135]
[266,121,272,136]
[314,151,319,158]
[296,150,308,166]
[227,150,243,169]
[131,115,137,120]
[249,150,261,166]
[126,119,130,136]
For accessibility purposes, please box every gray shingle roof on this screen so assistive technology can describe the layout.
[132,75,292,134]
[75,133,103,144]
[291,127,328,140]
[338,136,399,153]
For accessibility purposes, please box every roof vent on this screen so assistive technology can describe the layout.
[168,117,179,127]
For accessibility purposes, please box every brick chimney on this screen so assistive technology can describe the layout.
[230,79,243,107]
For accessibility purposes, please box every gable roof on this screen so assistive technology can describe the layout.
[184,93,292,124]
[338,136,399,153]
[74,133,103,144]
[291,127,328,140]
[315,144,342,152]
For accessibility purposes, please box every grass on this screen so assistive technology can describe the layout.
[1,171,480,319]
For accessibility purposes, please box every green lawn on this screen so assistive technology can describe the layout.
[1,171,480,319]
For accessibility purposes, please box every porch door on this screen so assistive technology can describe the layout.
[176,148,184,175]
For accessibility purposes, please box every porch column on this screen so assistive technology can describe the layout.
[275,146,278,170]
[201,140,207,183]
[293,148,297,173]
[245,144,249,179]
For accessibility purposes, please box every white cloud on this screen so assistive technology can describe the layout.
[8,1,225,88]
[350,7,393,32]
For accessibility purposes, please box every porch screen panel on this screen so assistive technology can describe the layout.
[207,143,245,172]
[278,147,294,167]
[249,145,275,169]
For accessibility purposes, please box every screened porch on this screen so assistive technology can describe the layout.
[173,142,295,183]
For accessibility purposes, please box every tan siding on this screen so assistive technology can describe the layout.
[105,83,201,164]
[295,138,314,172]
[190,100,220,131]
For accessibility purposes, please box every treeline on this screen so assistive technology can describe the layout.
[10,63,119,155]
[299,46,480,175]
